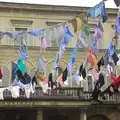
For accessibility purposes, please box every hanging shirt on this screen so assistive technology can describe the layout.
[111,73,120,89]
[76,17,84,32]
[94,22,104,41]
[97,57,104,71]
[36,56,46,72]
[40,31,47,52]
[91,68,99,81]
[78,64,86,79]
[78,30,88,49]
[87,50,97,68]
[103,50,109,66]
[92,39,98,53]
[0,88,5,100]
[17,59,26,74]
[88,1,107,22]
[9,86,20,98]
[112,52,119,65]
[108,40,115,57]
[63,24,73,45]
[62,67,68,82]
[19,45,28,61]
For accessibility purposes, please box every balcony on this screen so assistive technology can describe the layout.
[2,87,119,104]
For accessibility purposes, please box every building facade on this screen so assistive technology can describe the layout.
[0,2,119,120]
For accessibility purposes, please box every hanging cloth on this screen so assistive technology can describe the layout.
[87,50,97,68]
[108,40,115,57]
[69,18,77,33]
[67,44,78,74]
[63,24,73,46]
[78,64,86,79]
[28,29,43,39]
[40,30,47,53]
[62,67,68,82]
[88,1,108,23]
[9,86,20,98]
[19,45,29,61]
[114,0,120,7]
[36,55,46,72]
[17,59,26,74]
[76,17,85,32]
[92,39,99,53]
[78,30,88,49]
[0,32,5,40]
[111,72,120,89]
[94,22,104,41]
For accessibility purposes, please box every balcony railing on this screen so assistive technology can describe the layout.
[2,87,119,104]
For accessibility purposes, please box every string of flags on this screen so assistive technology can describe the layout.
[0,0,119,103]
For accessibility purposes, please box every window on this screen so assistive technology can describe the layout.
[46,21,70,47]
[14,27,34,46]
[2,67,9,87]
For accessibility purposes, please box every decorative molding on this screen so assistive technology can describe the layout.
[11,20,33,26]
[46,21,61,26]
[0,2,118,14]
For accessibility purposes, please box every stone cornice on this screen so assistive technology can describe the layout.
[0,100,90,108]
[0,45,120,53]
[0,2,118,15]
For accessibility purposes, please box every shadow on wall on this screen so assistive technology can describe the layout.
[87,114,109,120]
[49,114,69,120]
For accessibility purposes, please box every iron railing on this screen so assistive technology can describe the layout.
[2,87,119,104]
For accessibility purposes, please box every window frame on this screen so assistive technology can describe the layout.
[13,27,35,46]
[46,21,71,48]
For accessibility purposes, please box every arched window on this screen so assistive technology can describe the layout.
[2,67,9,87]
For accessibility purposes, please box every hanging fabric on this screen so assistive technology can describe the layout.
[69,18,77,33]
[76,17,85,32]
[88,1,108,23]
[0,32,4,40]
[40,30,47,53]
[28,29,43,39]
[67,44,78,74]
[73,69,84,85]
[87,50,98,68]
[63,24,73,46]
[17,59,26,74]
[36,55,46,72]
[82,57,88,70]
[94,22,104,41]
[0,88,6,100]
[111,72,120,90]
[62,67,68,82]
[19,45,29,61]
[78,64,86,79]
[114,0,120,7]
[9,86,20,98]
[78,30,88,49]
[92,39,99,53]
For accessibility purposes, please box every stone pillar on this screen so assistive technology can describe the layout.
[80,110,87,120]
[37,110,43,120]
